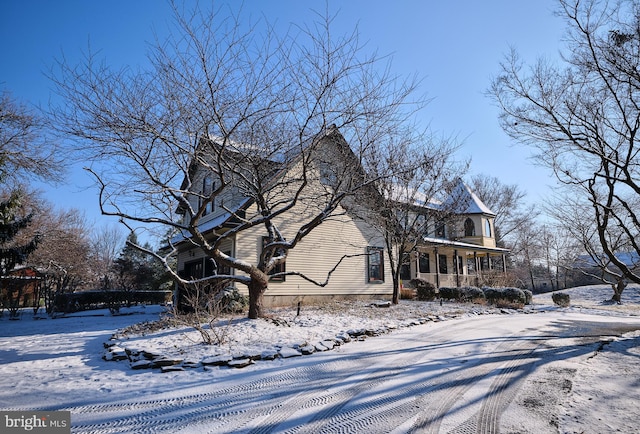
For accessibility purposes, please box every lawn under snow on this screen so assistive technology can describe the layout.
[1,284,639,433]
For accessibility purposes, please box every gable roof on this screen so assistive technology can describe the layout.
[443,178,495,216]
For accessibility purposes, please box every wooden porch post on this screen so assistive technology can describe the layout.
[486,253,491,271]
[502,254,507,273]
[474,252,479,287]
[454,249,460,287]
[434,247,440,288]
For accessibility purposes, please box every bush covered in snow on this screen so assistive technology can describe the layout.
[459,286,486,303]
[552,292,570,307]
[411,279,437,301]
[482,287,529,308]
[438,286,461,301]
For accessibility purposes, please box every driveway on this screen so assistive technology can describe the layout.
[65,311,640,433]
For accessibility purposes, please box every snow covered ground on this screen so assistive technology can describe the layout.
[0,284,639,433]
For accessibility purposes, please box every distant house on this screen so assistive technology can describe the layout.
[174,128,508,307]
[573,251,640,282]
[0,266,42,312]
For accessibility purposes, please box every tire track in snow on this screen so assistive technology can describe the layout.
[410,336,543,433]
[242,320,492,433]
[72,318,479,433]
[69,315,539,434]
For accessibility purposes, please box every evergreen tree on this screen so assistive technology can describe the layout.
[0,189,39,277]
[112,232,169,291]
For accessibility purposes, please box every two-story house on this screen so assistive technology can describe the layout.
[174,127,508,308]
[173,126,394,308]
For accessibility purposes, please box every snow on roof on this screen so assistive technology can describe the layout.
[443,179,495,216]
[422,236,509,253]
[171,198,252,245]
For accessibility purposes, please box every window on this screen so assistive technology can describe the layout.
[217,250,232,276]
[262,237,286,281]
[438,254,448,274]
[457,255,464,275]
[182,256,227,279]
[419,253,430,274]
[318,161,337,186]
[400,252,411,281]
[367,247,384,283]
[201,176,214,216]
[435,221,446,239]
[464,218,475,236]
[182,259,203,279]
[485,219,492,237]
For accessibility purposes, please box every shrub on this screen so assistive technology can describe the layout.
[552,292,570,307]
[459,286,485,303]
[215,287,248,313]
[411,279,437,301]
[482,287,526,307]
[482,287,502,304]
[502,287,527,304]
[438,286,461,301]
[53,290,172,313]
[493,298,525,309]
[522,289,533,305]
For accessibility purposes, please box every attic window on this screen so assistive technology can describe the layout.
[201,176,214,216]
[435,221,446,239]
[464,218,475,237]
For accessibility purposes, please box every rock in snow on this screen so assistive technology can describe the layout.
[278,347,302,358]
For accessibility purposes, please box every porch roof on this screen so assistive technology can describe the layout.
[421,236,510,255]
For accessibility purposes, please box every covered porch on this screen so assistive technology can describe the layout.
[401,238,510,288]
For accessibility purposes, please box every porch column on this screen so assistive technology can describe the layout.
[474,251,479,287]
[434,247,440,288]
[454,249,460,287]
[502,254,507,273]
[486,253,492,271]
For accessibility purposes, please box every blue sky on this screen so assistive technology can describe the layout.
[0,1,565,234]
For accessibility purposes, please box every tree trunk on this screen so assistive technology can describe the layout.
[248,273,269,319]
[611,277,627,304]
[392,272,400,305]
[528,262,536,292]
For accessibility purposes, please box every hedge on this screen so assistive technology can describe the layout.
[54,290,172,313]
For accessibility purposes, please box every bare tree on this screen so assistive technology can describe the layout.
[548,190,634,301]
[25,199,93,313]
[0,90,64,185]
[489,0,640,297]
[49,3,424,318]
[366,133,466,304]
[89,224,126,289]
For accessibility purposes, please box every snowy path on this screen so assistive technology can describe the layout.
[6,310,636,433]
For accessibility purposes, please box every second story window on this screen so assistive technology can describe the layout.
[485,219,492,237]
[435,221,446,239]
[464,218,475,237]
[201,176,214,216]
